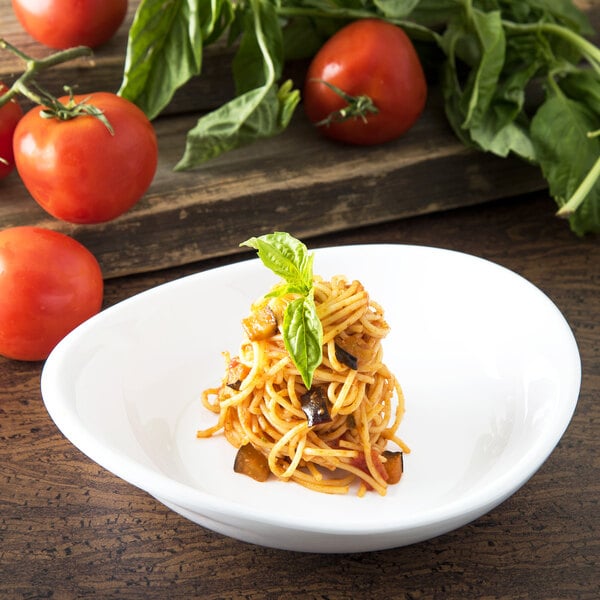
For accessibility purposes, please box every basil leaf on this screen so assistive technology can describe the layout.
[406,0,463,25]
[559,70,600,118]
[174,81,298,167]
[283,296,323,390]
[460,9,506,130]
[232,0,284,94]
[241,232,313,292]
[119,0,233,120]
[522,0,594,35]
[174,0,300,169]
[119,0,201,119]
[373,0,421,19]
[281,17,327,61]
[466,62,539,160]
[531,83,600,235]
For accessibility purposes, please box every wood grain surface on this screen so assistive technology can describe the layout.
[1,192,598,599]
[3,2,597,279]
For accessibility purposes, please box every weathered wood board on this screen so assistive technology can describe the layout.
[0,1,597,278]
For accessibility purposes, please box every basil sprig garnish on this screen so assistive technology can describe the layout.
[241,233,323,389]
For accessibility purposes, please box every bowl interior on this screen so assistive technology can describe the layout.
[42,245,581,536]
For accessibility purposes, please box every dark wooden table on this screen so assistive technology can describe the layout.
[1,190,598,599]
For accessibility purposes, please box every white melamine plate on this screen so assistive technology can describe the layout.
[41,245,581,553]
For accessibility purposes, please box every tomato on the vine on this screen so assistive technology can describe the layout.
[13,92,158,224]
[303,19,427,146]
[0,82,23,180]
[0,226,103,361]
[11,0,128,50]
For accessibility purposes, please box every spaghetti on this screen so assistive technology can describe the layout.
[198,274,408,496]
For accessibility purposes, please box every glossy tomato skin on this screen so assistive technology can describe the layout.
[11,0,128,49]
[13,92,158,224]
[304,19,427,145]
[0,83,23,179]
[0,227,103,361]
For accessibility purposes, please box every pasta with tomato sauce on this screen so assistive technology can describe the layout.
[198,273,408,496]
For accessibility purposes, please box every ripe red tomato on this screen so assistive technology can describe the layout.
[0,83,23,179]
[304,19,427,145]
[13,92,158,224]
[11,0,128,50]
[0,226,103,361]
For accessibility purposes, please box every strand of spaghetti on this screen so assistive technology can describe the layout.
[248,385,264,414]
[285,373,303,410]
[335,460,387,495]
[200,387,221,413]
[282,431,307,478]
[314,276,359,308]
[218,382,256,409]
[329,369,357,416]
[322,299,372,343]
[305,461,324,481]
[325,338,346,373]
[290,471,353,495]
[238,341,263,390]
[358,401,389,492]
[361,316,390,337]
[318,290,367,327]
[303,447,359,458]
[266,353,291,378]
[268,420,309,477]
[265,379,304,419]
[336,379,367,415]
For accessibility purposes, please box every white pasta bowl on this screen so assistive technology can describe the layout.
[41,244,581,553]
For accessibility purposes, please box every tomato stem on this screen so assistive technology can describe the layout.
[0,39,93,107]
[0,39,114,133]
[310,79,379,127]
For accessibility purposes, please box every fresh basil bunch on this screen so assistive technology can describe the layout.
[118,0,600,235]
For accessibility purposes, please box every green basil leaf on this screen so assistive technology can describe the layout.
[559,70,600,119]
[173,80,299,168]
[173,0,300,169]
[283,296,323,389]
[232,0,283,94]
[373,0,421,19]
[460,9,506,130]
[281,16,326,61]
[118,0,233,120]
[531,85,600,235]
[407,0,463,26]
[466,62,540,160]
[517,0,594,35]
[118,0,202,119]
[241,232,313,292]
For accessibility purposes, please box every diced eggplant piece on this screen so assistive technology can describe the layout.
[382,450,403,484]
[233,443,270,482]
[334,343,358,370]
[300,387,332,427]
[242,305,278,341]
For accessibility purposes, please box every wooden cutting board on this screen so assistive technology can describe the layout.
[0,1,597,278]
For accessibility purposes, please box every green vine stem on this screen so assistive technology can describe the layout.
[502,20,600,75]
[0,39,113,132]
[556,154,600,218]
[311,79,379,126]
[0,39,93,108]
